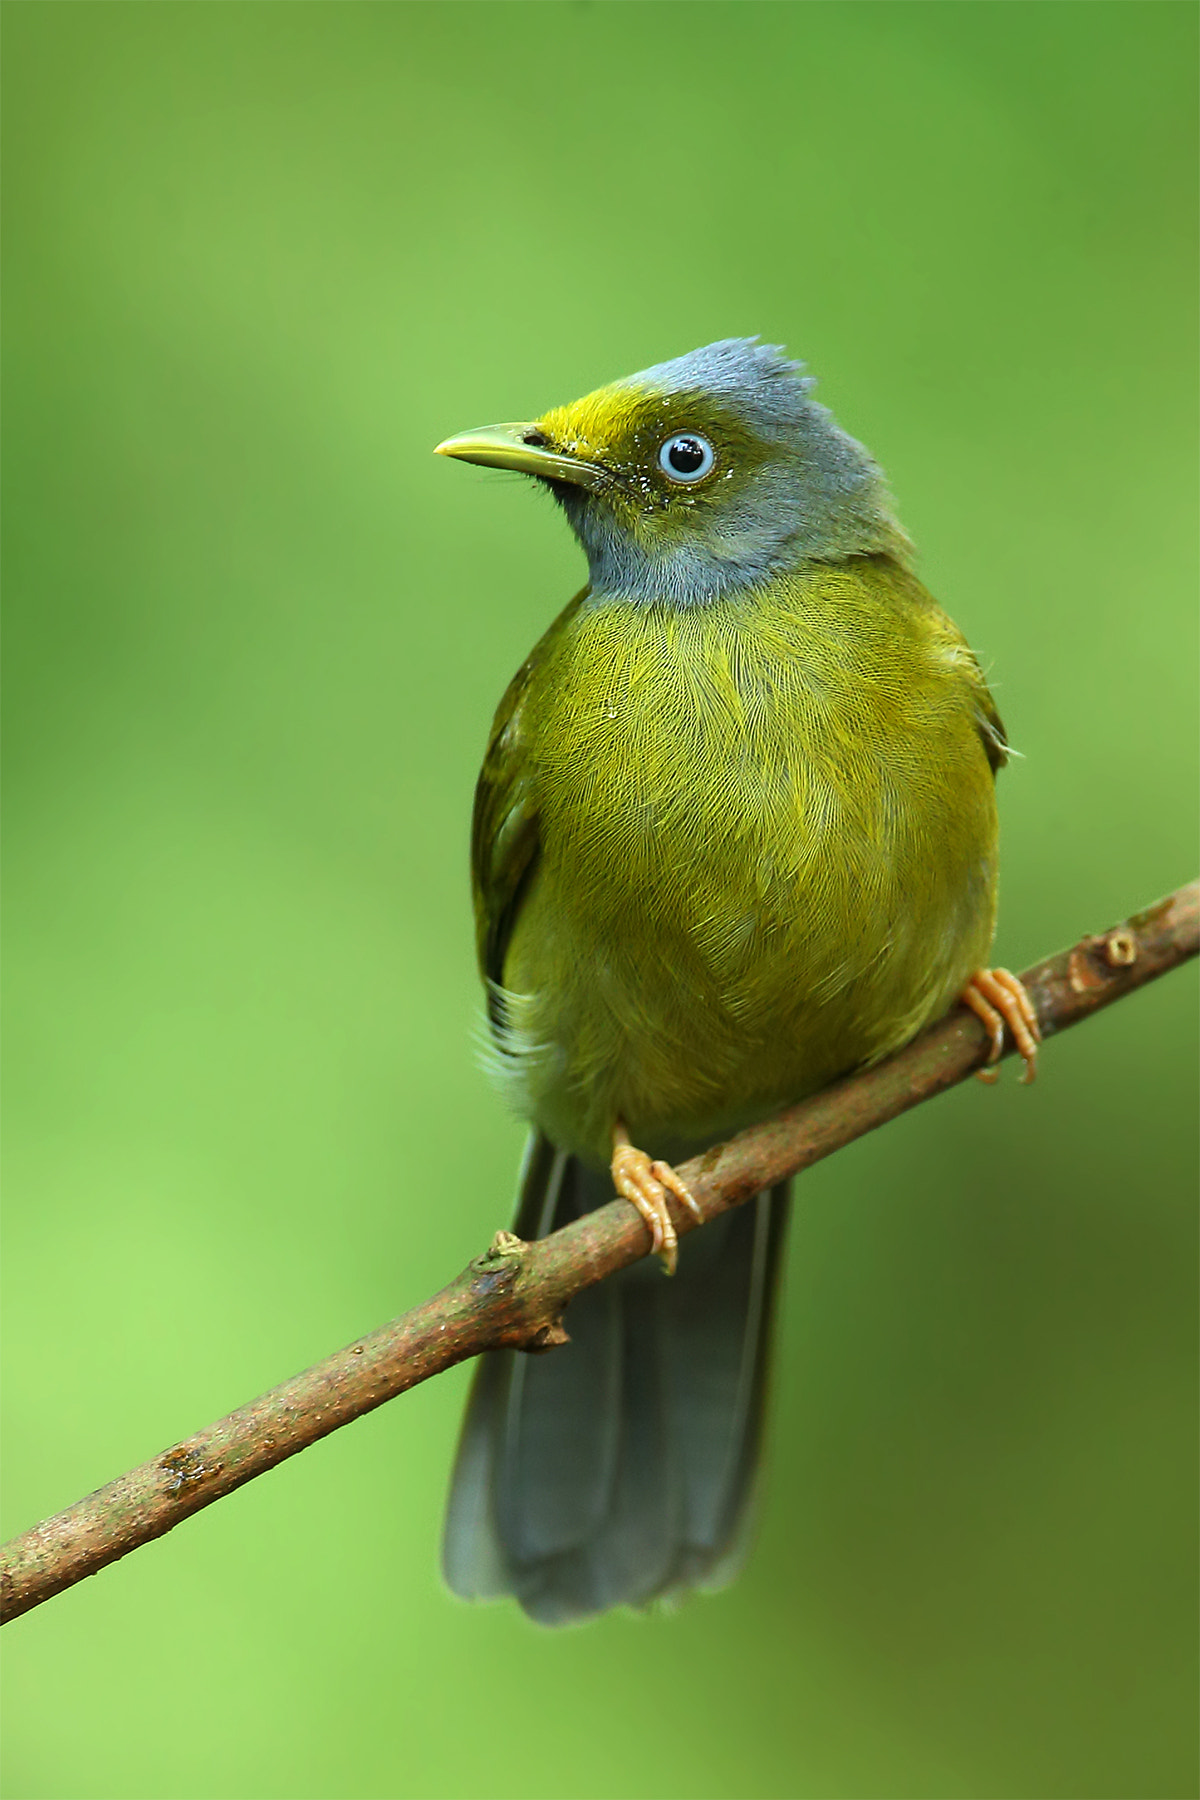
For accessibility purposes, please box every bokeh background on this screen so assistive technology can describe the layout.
[3,5,1197,1797]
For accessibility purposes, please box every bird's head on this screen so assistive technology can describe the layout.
[435,339,910,606]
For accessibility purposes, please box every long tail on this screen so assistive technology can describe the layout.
[442,1131,791,1626]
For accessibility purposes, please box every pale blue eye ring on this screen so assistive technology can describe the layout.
[658,433,715,483]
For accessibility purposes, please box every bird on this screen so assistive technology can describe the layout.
[434,338,1039,1627]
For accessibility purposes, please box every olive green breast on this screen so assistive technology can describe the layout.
[483,555,1001,1162]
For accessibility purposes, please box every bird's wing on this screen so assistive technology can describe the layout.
[472,661,541,994]
[868,557,1009,775]
[471,591,585,992]
[923,604,1009,774]
[962,645,1009,774]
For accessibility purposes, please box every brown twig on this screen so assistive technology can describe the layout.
[3,881,1196,1626]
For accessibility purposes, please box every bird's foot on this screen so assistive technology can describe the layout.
[960,967,1042,1084]
[610,1121,702,1276]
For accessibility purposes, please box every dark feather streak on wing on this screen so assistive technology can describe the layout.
[932,599,1010,775]
[975,698,1008,775]
[472,672,540,1000]
[968,666,1008,775]
[471,591,586,1004]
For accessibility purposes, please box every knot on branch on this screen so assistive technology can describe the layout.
[523,1318,571,1353]
[468,1229,526,1298]
[1069,930,1139,995]
[468,1230,571,1352]
[159,1445,223,1500]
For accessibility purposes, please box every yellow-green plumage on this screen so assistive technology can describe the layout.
[438,338,1009,1625]
[481,554,1003,1162]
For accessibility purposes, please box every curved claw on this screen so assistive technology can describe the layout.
[610,1122,701,1275]
[961,967,1042,1084]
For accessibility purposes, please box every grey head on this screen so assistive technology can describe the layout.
[535,337,913,605]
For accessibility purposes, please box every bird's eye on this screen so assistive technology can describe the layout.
[658,433,715,483]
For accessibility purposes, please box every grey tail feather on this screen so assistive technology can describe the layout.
[442,1130,791,1626]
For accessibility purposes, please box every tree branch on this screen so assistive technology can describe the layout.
[3,881,1196,1626]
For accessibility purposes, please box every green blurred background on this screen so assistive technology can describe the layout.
[3,4,1196,1797]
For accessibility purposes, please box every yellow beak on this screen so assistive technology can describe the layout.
[434,423,612,494]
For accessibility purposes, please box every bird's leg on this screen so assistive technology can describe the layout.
[960,968,1042,1084]
[610,1120,703,1276]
